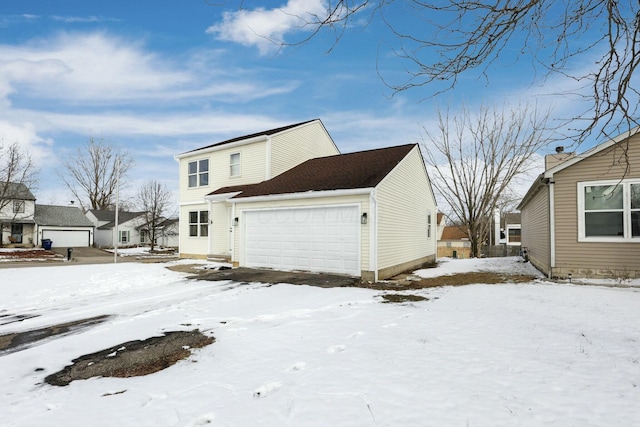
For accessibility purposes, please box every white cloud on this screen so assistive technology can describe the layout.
[0,120,54,165]
[207,0,327,55]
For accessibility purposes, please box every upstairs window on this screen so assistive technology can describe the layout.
[230,153,240,177]
[578,179,640,241]
[188,159,209,188]
[427,211,432,239]
[13,200,25,213]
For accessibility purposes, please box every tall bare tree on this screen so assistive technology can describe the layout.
[0,142,38,247]
[220,1,640,143]
[136,180,173,251]
[422,103,554,257]
[60,138,134,211]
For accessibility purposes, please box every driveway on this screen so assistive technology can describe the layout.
[192,267,361,288]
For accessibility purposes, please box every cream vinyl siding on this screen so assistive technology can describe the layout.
[178,141,267,204]
[375,147,436,270]
[520,183,550,275]
[232,194,370,270]
[270,121,339,177]
[179,203,209,257]
[552,135,640,276]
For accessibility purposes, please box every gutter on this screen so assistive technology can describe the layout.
[231,187,373,203]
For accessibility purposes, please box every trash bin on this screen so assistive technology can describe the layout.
[42,239,52,250]
[67,247,73,261]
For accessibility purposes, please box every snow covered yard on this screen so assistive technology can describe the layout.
[1,258,639,426]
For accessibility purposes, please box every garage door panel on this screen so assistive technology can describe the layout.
[244,206,360,276]
[42,230,90,247]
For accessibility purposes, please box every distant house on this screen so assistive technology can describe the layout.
[500,212,522,246]
[175,119,438,280]
[0,183,36,246]
[86,210,147,248]
[34,205,94,247]
[438,225,471,259]
[518,129,640,279]
[139,217,179,248]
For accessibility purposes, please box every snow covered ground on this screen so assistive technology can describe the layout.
[1,258,639,426]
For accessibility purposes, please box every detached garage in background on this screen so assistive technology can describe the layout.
[35,205,94,248]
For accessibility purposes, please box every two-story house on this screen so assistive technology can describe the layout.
[176,119,439,281]
[0,182,36,246]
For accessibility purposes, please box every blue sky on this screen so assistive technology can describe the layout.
[0,0,599,207]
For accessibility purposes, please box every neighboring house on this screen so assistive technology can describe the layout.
[139,217,179,248]
[86,209,147,247]
[518,131,640,279]
[0,183,36,246]
[499,212,521,246]
[504,213,522,246]
[175,119,438,280]
[438,225,472,259]
[34,205,94,247]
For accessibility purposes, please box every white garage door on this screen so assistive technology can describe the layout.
[42,230,90,247]
[244,206,360,276]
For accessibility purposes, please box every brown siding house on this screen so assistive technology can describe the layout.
[518,130,640,279]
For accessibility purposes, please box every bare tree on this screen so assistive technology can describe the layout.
[221,1,640,143]
[60,138,134,211]
[136,180,173,251]
[0,142,38,247]
[422,103,554,257]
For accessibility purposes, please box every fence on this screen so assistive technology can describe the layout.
[482,245,522,258]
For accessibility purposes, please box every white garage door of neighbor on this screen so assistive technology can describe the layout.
[244,206,360,276]
[42,230,90,247]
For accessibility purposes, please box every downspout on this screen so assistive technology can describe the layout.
[548,179,555,279]
[369,189,378,282]
[207,199,213,258]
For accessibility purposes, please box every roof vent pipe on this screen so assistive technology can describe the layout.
[555,146,564,153]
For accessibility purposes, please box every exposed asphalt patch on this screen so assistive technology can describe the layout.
[0,315,110,355]
[44,330,214,386]
[192,267,360,288]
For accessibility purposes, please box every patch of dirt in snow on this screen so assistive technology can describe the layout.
[367,271,538,290]
[44,330,214,386]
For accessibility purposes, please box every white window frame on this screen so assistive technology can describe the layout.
[577,179,640,242]
[119,230,130,244]
[13,200,25,213]
[188,158,209,188]
[426,210,432,239]
[230,152,241,177]
[189,210,209,237]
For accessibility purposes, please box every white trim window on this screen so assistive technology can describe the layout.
[578,179,640,242]
[230,152,240,177]
[13,200,25,213]
[119,230,130,244]
[426,211,432,239]
[189,210,209,237]
[188,159,209,188]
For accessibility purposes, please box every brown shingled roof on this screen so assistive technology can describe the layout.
[440,226,469,241]
[181,119,318,155]
[223,144,416,199]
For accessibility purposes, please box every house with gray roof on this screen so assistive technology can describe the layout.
[86,209,147,248]
[34,204,94,247]
[0,182,37,246]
